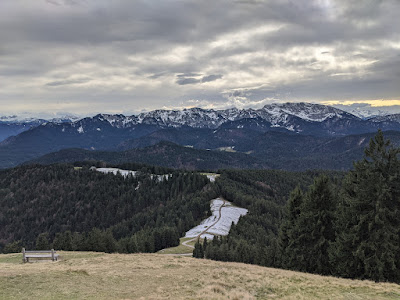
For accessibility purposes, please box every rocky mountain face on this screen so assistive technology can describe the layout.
[60,102,400,137]
[88,103,357,131]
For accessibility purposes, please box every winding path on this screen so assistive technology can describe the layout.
[165,199,227,255]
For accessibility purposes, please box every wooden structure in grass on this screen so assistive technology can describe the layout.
[22,248,59,263]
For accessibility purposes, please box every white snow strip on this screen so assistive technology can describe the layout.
[206,174,218,182]
[185,198,248,240]
[95,167,137,177]
[94,167,170,182]
[199,233,215,240]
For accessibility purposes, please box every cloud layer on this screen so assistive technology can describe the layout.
[0,0,399,116]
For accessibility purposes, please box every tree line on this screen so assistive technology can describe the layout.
[195,131,400,283]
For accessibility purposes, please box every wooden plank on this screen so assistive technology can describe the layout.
[22,248,26,263]
[22,249,59,262]
[25,254,59,258]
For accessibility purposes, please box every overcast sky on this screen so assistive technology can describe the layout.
[1,0,399,117]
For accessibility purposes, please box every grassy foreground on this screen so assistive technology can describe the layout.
[1,252,400,300]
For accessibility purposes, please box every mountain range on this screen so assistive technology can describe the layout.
[0,115,79,142]
[2,102,400,170]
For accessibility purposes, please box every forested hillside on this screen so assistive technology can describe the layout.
[0,164,218,253]
[1,131,399,284]
[29,142,269,171]
[200,131,400,284]
[27,131,400,171]
[200,169,342,266]
[0,163,323,254]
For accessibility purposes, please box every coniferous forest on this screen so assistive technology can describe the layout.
[0,164,217,253]
[201,131,400,283]
[0,131,399,283]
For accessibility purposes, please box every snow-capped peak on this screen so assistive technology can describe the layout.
[10,102,362,136]
[68,102,360,131]
[262,102,351,122]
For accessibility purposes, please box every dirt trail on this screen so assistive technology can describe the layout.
[165,199,227,255]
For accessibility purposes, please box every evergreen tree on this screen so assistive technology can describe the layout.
[36,233,50,250]
[281,176,336,275]
[3,240,22,253]
[300,175,336,275]
[193,240,204,258]
[332,130,400,282]
[203,237,208,253]
[278,186,304,269]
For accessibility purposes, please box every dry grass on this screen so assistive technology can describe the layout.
[1,251,399,300]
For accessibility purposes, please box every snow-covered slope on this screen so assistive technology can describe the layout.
[0,114,79,141]
[95,167,138,177]
[185,198,248,240]
[0,114,78,124]
[261,102,353,122]
[368,114,400,123]
[83,102,359,132]
[94,167,169,182]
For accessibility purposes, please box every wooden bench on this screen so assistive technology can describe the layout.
[22,248,59,263]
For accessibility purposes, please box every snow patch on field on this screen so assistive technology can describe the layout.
[200,173,219,182]
[185,198,248,240]
[93,167,169,182]
[206,174,218,182]
[96,167,138,177]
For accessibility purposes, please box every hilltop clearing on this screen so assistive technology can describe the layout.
[1,252,399,300]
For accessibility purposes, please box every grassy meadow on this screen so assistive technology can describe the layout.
[0,251,399,299]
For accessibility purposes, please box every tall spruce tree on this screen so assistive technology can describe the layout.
[281,176,336,275]
[193,240,204,258]
[278,186,304,269]
[331,130,400,282]
[300,175,336,275]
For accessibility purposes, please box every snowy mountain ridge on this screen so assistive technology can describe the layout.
[0,115,79,125]
[81,102,357,131]
[368,114,400,123]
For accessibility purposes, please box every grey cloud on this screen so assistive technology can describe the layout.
[176,74,223,85]
[0,0,399,116]
[176,78,201,85]
[177,73,203,78]
[46,78,91,86]
[201,74,223,83]
[46,0,81,5]
[148,72,168,79]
